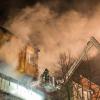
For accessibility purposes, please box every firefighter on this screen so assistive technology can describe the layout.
[41,68,50,84]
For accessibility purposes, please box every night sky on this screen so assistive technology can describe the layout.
[0,0,100,25]
[0,0,37,24]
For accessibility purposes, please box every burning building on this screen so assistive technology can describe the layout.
[17,43,40,79]
[0,27,45,100]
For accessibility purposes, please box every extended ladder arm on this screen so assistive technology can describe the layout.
[65,36,100,83]
[90,36,100,50]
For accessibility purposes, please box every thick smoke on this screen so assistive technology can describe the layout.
[0,33,27,68]
[1,1,100,75]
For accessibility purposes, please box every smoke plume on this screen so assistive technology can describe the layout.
[0,1,100,76]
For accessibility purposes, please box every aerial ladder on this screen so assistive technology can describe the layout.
[65,36,100,83]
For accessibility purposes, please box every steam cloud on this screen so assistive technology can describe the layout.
[1,1,100,75]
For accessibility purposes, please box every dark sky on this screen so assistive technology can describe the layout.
[0,0,100,25]
[0,0,37,24]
